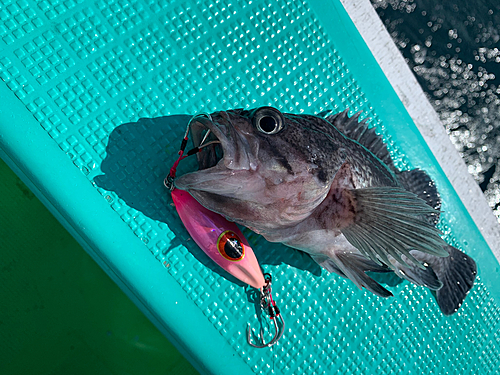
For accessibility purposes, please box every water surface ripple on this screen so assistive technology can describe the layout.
[371,0,500,221]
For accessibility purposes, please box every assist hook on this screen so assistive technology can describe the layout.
[247,273,285,348]
[164,113,217,190]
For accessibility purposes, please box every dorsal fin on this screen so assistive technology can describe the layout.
[320,109,395,170]
[397,169,441,225]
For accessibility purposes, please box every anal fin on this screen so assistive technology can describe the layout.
[313,251,393,298]
[390,253,443,290]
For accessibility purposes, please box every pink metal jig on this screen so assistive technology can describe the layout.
[171,188,265,289]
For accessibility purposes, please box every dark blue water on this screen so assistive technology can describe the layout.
[371,0,500,221]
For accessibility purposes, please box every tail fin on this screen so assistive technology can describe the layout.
[434,245,477,315]
[410,245,477,315]
[395,169,476,314]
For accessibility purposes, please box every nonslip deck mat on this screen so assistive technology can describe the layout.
[1,0,499,374]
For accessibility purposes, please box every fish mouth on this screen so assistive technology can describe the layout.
[188,111,258,172]
[189,113,227,170]
[175,111,259,193]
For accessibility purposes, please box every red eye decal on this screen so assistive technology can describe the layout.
[217,230,245,262]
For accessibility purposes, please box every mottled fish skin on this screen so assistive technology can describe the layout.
[177,109,395,235]
[175,106,477,314]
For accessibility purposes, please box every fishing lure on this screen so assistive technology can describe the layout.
[165,114,284,347]
[170,188,265,289]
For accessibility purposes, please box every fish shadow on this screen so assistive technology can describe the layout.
[94,114,192,223]
[94,115,322,286]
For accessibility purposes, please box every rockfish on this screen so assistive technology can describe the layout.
[175,106,477,315]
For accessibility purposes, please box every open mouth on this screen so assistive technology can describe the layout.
[174,112,259,193]
[189,114,225,170]
[182,111,258,176]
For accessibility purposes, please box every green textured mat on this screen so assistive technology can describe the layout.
[0,158,199,374]
[0,0,499,374]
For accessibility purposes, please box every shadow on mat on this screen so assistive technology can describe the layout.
[94,115,322,284]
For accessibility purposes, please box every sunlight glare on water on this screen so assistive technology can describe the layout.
[371,0,500,221]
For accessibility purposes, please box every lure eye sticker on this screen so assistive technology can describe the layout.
[217,231,245,261]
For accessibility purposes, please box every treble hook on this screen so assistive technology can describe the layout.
[247,274,285,348]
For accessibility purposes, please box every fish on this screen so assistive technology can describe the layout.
[175,106,477,315]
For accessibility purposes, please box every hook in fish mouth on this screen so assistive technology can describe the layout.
[188,113,226,170]
[188,111,259,172]
[174,110,261,197]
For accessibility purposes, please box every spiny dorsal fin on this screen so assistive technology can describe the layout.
[320,109,395,170]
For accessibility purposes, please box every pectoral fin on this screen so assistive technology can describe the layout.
[341,187,449,270]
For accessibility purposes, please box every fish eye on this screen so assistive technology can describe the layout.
[252,107,284,135]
